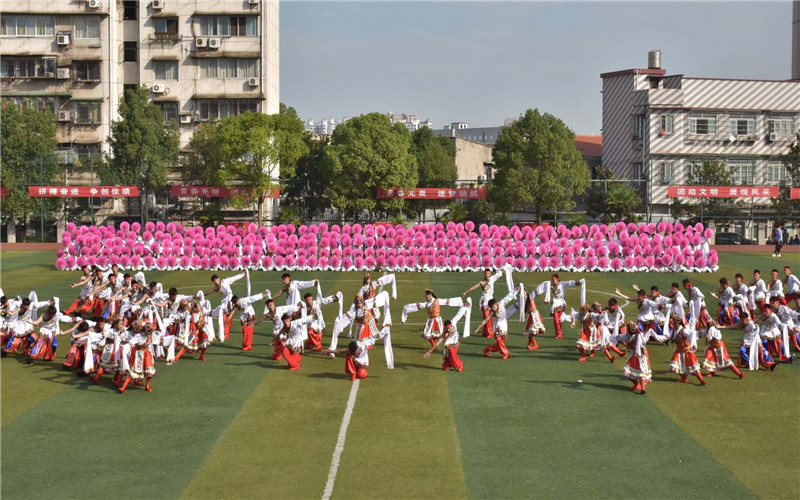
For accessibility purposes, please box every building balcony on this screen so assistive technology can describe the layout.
[151,32,181,42]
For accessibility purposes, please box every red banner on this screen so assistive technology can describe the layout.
[170,185,280,198]
[667,186,779,198]
[0,187,8,198]
[377,187,487,199]
[791,188,800,200]
[29,186,139,198]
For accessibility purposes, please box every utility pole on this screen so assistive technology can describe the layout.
[40,155,44,241]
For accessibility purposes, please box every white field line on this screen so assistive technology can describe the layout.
[322,379,360,500]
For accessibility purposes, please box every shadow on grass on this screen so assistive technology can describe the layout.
[526,379,633,392]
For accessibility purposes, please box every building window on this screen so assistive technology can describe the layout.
[123,41,138,62]
[73,101,101,124]
[196,99,259,121]
[1,15,55,36]
[74,60,101,82]
[198,58,258,79]
[8,96,59,113]
[123,1,137,21]
[659,162,674,184]
[154,17,179,35]
[632,115,644,138]
[230,16,257,36]
[74,17,101,40]
[659,115,673,135]
[153,60,178,80]
[728,160,754,185]
[770,117,794,137]
[197,16,257,36]
[633,162,644,180]
[688,113,716,135]
[0,57,57,78]
[158,102,178,123]
[767,164,786,184]
[729,114,755,136]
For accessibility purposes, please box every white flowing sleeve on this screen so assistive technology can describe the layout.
[222,271,245,287]
[375,274,397,300]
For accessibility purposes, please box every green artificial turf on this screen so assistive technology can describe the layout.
[1,250,798,499]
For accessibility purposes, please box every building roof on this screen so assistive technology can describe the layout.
[574,135,602,157]
[600,68,666,79]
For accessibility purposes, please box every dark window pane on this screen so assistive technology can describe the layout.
[123,1,137,21]
[123,41,137,62]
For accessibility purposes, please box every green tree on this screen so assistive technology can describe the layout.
[669,159,741,223]
[324,113,418,220]
[0,100,61,227]
[407,127,457,220]
[180,122,232,186]
[773,133,800,223]
[102,85,179,222]
[586,166,642,223]
[490,109,589,222]
[283,135,331,219]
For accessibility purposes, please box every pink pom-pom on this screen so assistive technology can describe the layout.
[273,255,285,268]
[261,256,273,269]
[623,256,634,269]
[547,256,559,269]
[562,255,573,267]
[55,258,67,270]
[342,257,353,270]
[145,221,155,233]
[708,251,718,266]
[696,257,707,268]
[143,255,154,268]
[598,256,609,269]
[645,256,655,268]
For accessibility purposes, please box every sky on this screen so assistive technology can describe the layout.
[281,1,794,134]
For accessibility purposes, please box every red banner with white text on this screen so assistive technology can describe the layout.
[170,185,280,198]
[29,186,139,197]
[667,186,779,198]
[791,188,800,200]
[377,187,487,199]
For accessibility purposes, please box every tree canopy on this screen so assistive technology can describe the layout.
[0,100,60,221]
[490,109,589,222]
[102,85,179,191]
[585,166,642,223]
[324,113,418,219]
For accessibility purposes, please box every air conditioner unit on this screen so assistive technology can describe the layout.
[208,38,221,49]
[152,0,165,9]
[57,110,71,122]
[248,77,259,87]
[57,34,70,46]
[179,114,192,124]
[195,37,208,48]
[152,83,165,94]
[88,0,101,9]
[57,68,70,79]
[769,133,779,142]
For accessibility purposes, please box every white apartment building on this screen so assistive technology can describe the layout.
[601,51,800,219]
[0,0,279,157]
[386,112,432,133]
[305,116,346,136]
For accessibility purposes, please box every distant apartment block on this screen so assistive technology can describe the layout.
[601,51,800,217]
[0,0,280,158]
[386,112,432,133]
[305,116,347,136]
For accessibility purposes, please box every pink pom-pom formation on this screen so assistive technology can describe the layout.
[53,222,718,272]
